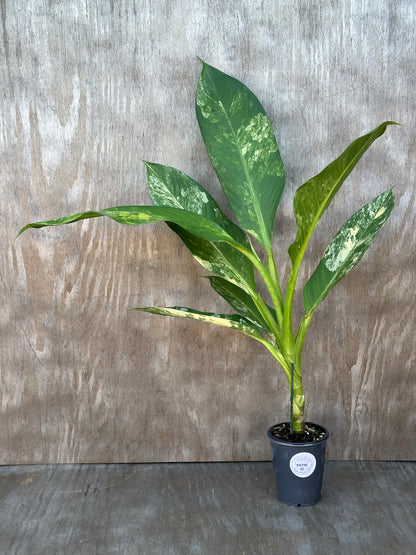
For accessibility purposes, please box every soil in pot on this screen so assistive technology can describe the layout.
[268,422,327,443]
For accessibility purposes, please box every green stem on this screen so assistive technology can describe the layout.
[282,259,301,354]
[258,320,306,432]
[291,393,305,432]
[294,312,313,372]
[290,362,294,434]
[237,246,284,325]
[252,294,282,347]
[266,249,283,316]
[288,312,314,433]
[258,339,291,381]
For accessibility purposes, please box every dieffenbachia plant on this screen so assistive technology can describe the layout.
[18,62,396,433]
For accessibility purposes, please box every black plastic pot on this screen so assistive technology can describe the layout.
[267,423,329,506]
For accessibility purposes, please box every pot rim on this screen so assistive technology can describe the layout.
[267,421,329,448]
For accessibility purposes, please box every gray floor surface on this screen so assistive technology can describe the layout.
[0,461,414,554]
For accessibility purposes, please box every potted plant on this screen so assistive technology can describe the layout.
[18,61,397,506]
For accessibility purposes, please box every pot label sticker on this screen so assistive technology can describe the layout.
[289,452,316,478]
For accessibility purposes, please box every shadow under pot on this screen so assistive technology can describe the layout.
[267,422,329,506]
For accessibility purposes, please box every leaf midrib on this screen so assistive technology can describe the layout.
[216,96,270,249]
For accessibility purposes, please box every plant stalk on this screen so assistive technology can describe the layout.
[258,339,291,382]
[291,392,305,432]
[288,312,314,433]
[236,245,284,325]
[282,260,301,354]
[252,294,282,347]
[290,362,294,434]
[266,249,284,316]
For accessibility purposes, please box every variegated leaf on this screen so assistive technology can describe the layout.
[207,276,275,332]
[196,61,285,250]
[133,306,264,340]
[144,162,255,292]
[144,162,244,241]
[303,189,394,314]
[17,205,245,249]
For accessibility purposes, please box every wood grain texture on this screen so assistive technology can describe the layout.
[0,462,415,553]
[1,0,415,463]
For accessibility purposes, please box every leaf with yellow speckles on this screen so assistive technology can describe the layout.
[133,306,264,341]
[196,61,285,250]
[303,189,394,314]
[207,276,276,333]
[17,205,246,249]
[144,161,256,293]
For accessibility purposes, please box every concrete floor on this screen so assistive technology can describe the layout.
[0,461,414,554]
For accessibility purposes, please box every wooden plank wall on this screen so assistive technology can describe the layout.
[1,0,414,463]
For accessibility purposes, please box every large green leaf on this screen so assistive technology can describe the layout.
[303,189,394,314]
[145,162,244,241]
[207,276,275,332]
[144,162,255,292]
[196,61,285,250]
[17,205,246,249]
[288,122,397,267]
[133,306,264,341]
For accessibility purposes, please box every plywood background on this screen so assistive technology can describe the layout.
[1,0,415,463]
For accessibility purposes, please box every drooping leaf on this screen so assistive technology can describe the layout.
[288,122,397,267]
[196,61,285,250]
[207,275,275,332]
[144,162,255,292]
[303,189,395,314]
[133,305,264,341]
[17,205,246,249]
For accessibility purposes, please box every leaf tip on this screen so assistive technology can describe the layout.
[15,224,35,239]
[141,159,156,171]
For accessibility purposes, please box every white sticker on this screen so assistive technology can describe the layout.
[289,452,316,478]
